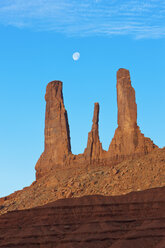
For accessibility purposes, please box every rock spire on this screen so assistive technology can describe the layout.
[35,81,71,179]
[84,103,103,161]
[117,68,137,129]
[108,68,157,159]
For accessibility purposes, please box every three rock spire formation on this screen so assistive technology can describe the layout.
[35,69,157,179]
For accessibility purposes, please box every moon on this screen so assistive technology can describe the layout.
[72,52,80,61]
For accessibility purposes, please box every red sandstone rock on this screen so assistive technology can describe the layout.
[0,69,164,247]
[0,186,164,248]
[84,103,103,162]
[117,68,137,129]
[35,69,158,179]
[108,68,157,160]
[35,81,71,179]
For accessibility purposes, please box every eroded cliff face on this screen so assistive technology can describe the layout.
[35,69,157,179]
[35,81,71,179]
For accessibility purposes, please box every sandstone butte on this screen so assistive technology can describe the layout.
[35,68,157,179]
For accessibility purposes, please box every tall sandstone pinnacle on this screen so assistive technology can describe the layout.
[84,103,103,162]
[35,81,71,179]
[108,68,157,160]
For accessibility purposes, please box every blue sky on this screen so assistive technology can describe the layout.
[0,0,165,38]
[0,0,165,197]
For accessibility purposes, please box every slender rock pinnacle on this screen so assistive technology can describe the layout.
[35,81,71,179]
[117,68,137,129]
[84,103,103,161]
[108,68,157,159]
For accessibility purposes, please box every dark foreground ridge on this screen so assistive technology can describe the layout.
[0,186,165,248]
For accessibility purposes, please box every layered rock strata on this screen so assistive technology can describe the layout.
[35,69,157,179]
[35,81,71,179]
[0,186,165,248]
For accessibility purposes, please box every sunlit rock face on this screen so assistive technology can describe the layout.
[108,68,157,160]
[35,81,71,179]
[117,68,137,130]
[35,69,157,179]
[84,102,103,162]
